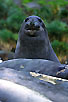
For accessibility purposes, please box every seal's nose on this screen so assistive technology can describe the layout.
[25,21,40,30]
[24,21,40,37]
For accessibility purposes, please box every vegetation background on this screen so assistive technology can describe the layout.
[0,0,68,63]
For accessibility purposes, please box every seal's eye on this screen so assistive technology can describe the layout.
[25,18,29,22]
[37,18,45,28]
[37,18,42,23]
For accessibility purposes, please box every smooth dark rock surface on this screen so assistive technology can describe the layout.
[0,59,62,77]
[0,59,68,79]
[0,79,52,102]
[0,67,68,102]
[0,59,68,102]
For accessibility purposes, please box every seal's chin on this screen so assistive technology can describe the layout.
[24,29,38,37]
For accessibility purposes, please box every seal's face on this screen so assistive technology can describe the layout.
[21,16,46,37]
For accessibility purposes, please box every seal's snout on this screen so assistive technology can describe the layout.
[24,20,40,37]
[25,21,40,31]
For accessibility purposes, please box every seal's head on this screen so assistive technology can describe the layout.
[24,16,45,37]
[19,16,48,41]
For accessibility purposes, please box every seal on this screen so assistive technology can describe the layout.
[14,16,60,63]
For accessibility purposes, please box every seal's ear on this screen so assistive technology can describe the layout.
[37,18,42,23]
[37,17,46,29]
[25,17,29,22]
[41,20,46,28]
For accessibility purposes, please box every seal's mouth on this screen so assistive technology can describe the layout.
[24,30,37,37]
[24,22,40,37]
